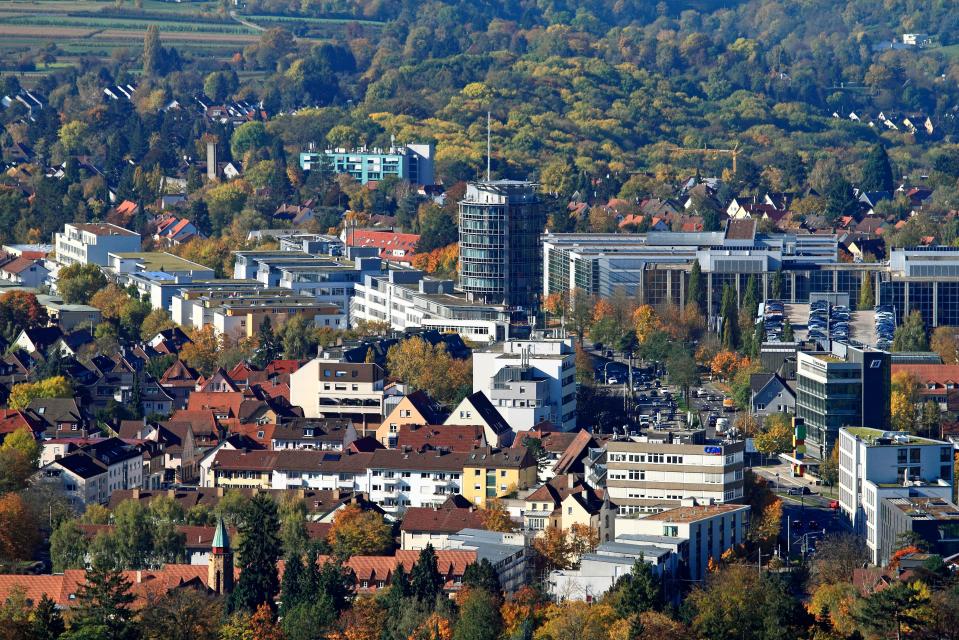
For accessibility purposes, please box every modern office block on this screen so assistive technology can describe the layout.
[459,180,544,309]
[299,144,434,185]
[838,427,955,564]
[795,343,890,459]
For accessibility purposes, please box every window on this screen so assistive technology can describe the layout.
[664,525,678,537]
[474,469,481,476]
[500,470,507,477]
[910,448,921,463]
[898,448,907,464]
[942,447,953,462]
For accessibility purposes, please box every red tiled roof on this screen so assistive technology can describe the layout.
[400,507,486,534]
[892,364,959,389]
[187,392,245,417]
[396,424,486,452]
[346,230,420,263]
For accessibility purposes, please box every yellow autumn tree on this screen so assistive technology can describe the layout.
[408,613,452,640]
[8,376,73,410]
[481,500,516,532]
[632,305,661,343]
[808,582,859,637]
[534,601,616,640]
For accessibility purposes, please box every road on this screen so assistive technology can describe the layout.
[230,10,265,32]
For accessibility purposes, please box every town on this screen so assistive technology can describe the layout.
[1,0,959,638]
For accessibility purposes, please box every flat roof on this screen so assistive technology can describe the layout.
[70,222,138,237]
[110,252,211,271]
[884,496,959,520]
[844,427,944,446]
[642,504,748,523]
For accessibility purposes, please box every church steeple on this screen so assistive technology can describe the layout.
[209,517,233,595]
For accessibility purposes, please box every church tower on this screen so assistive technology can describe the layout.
[208,517,234,595]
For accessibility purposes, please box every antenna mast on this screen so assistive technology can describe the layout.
[486,111,491,181]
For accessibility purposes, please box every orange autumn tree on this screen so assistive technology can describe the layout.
[329,595,387,640]
[0,492,39,560]
[327,504,392,558]
[710,350,748,381]
[481,500,516,532]
[408,613,452,640]
[412,243,458,278]
[500,586,546,637]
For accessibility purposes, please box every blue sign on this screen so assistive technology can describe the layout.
[704,446,723,455]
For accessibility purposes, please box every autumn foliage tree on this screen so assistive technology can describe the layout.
[480,500,515,532]
[0,290,47,338]
[0,492,39,560]
[386,337,471,406]
[327,504,392,558]
[7,376,73,410]
[411,244,458,278]
[180,325,220,377]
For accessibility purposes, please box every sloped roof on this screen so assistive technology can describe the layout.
[396,424,486,452]
[400,506,486,534]
[552,429,598,475]
[459,392,512,435]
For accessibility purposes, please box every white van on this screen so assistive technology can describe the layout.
[715,417,730,433]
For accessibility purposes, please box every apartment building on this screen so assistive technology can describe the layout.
[54,222,140,267]
[472,338,577,432]
[589,431,746,514]
[461,447,538,507]
[522,475,615,543]
[351,270,512,344]
[171,286,344,338]
[615,503,750,582]
[289,359,385,422]
[838,427,955,564]
[796,343,891,459]
[37,437,144,507]
[299,143,434,185]
[107,252,214,281]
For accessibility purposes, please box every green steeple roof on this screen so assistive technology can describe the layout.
[212,517,230,550]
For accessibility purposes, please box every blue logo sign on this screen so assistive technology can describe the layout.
[704,446,722,455]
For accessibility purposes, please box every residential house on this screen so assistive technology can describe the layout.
[158,360,202,409]
[154,215,202,246]
[749,372,796,417]
[0,256,48,287]
[891,363,959,412]
[396,424,487,453]
[523,475,615,543]
[399,504,488,551]
[377,390,448,447]
[26,397,85,437]
[344,229,420,265]
[445,391,515,448]
[270,418,358,451]
[289,359,385,424]
[461,448,538,507]
[12,326,62,354]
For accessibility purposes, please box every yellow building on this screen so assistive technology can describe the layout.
[205,449,277,489]
[462,448,538,507]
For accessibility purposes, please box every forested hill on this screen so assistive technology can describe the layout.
[253,0,959,190]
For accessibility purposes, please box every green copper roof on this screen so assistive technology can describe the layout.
[212,517,230,549]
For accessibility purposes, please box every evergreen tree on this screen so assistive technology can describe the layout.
[742,275,758,318]
[824,175,858,222]
[453,589,502,640]
[861,143,894,193]
[143,25,161,76]
[381,563,411,615]
[229,494,281,614]
[31,594,65,640]
[782,152,806,189]
[396,193,420,232]
[410,544,443,605]
[188,200,211,237]
[720,284,739,350]
[771,268,783,300]
[252,316,281,369]
[782,317,794,342]
[462,559,501,594]
[69,559,137,640]
[686,260,703,314]
[612,558,664,619]
[892,310,929,352]
[279,551,304,616]
[859,273,874,310]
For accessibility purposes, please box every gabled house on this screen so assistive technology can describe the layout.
[26,397,86,437]
[523,475,614,543]
[395,424,487,453]
[0,256,48,287]
[159,360,202,409]
[749,372,795,417]
[12,326,63,354]
[52,329,95,358]
[399,504,487,550]
[154,216,202,246]
[377,390,448,447]
[445,391,514,448]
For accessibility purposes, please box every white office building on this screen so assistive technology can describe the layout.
[472,338,577,431]
[54,222,141,267]
[838,427,955,564]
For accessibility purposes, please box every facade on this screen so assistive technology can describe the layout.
[544,233,959,328]
[838,427,955,564]
[0,257,48,287]
[750,372,796,417]
[591,432,746,514]
[444,529,530,593]
[615,503,750,582]
[399,506,487,551]
[878,495,959,564]
[289,359,385,422]
[54,223,140,267]
[351,270,512,344]
[472,338,576,432]
[548,537,675,601]
[299,144,434,185]
[459,180,544,309]
[796,343,891,459]
[522,476,616,544]
[461,448,538,507]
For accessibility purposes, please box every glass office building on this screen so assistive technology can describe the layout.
[543,226,959,328]
[459,180,544,309]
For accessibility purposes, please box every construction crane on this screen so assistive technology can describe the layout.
[671,144,740,175]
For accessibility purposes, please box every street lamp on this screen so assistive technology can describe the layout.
[775,472,780,495]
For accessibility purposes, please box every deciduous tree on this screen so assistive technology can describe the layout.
[0,492,39,560]
[56,264,107,305]
[327,504,392,558]
[893,310,929,352]
[7,376,72,410]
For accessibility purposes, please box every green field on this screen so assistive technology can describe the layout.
[0,0,381,81]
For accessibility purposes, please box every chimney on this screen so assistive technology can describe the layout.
[296,488,305,499]
[136,570,142,584]
[216,487,225,497]
[567,474,575,489]
[132,488,140,500]
[167,488,175,498]
[206,141,217,181]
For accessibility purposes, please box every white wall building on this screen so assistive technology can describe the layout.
[54,222,140,267]
[472,338,576,432]
[838,427,954,564]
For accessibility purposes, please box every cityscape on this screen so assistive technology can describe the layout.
[0,0,957,639]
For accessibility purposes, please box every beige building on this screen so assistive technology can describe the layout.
[588,432,745,515]
[523,475,615,543]
[445,391,515,448]
[290,359,385,423]
[377,390,447,447]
